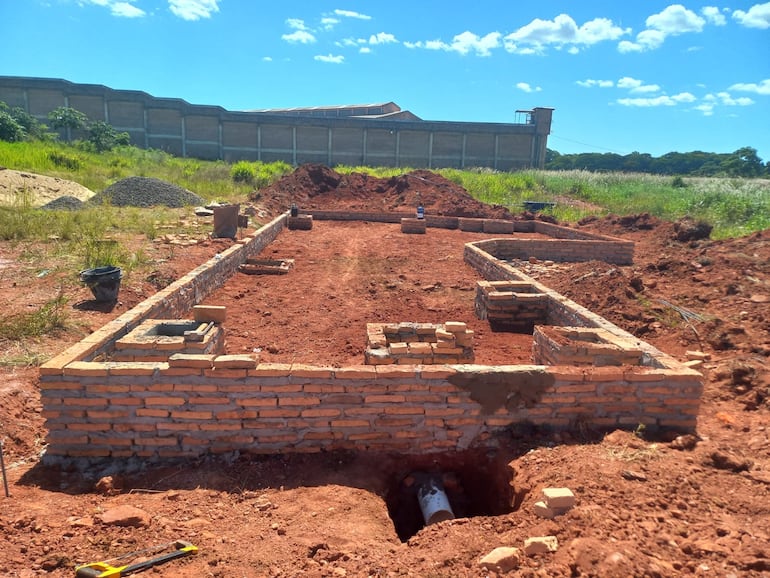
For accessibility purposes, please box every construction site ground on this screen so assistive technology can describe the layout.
[0,166,769,577]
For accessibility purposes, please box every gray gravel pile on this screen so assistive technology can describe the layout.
[89,176,206,208]
[41,195,85,210]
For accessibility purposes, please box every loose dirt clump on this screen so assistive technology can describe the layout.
[1,167,769,577]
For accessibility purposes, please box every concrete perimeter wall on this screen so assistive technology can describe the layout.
[0,76,552,170]
[38,215,700,460]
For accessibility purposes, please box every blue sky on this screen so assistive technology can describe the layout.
[2,0,769,160]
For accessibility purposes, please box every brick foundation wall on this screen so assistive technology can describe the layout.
[41,213,287,368]
[39,361,701,459]
[38,210,701,461]
[470,236,633,265]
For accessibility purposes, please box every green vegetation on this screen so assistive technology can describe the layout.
[547,146,768,178]
[0,294,69,343]
[522,170,770,239]
[1,97,768,243]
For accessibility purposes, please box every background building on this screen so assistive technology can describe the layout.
[0,76,553,170]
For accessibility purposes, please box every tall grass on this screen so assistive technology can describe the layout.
[2,140,769,239]
[0,141,290,201]
[523,170,770,239]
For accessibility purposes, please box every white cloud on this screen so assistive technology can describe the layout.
[709,92,755,106]
[314,53,345,64]
[504,14,629,53]
[617,77,643,90]
[359,46,371,54]
[516,82,542,93]
[424,39,449,51]
[729,78,770,95]
[617,92,696,107]
[449,31,501,56]
[287,18,309,31]
[369,32,397,45]
[334,9,371,20]
[283,30,316,44]
[337,38,364,48]
[646,4,705,34]
[695,91,755,115]
[321,17,339,30]
[80,0,145,17]
[619,4,708,52]
[694,103,715,116]
[168,0,219,21]
[733,2,770,28]
[111,2,144,17]
[409,32,501,56]
[701,6,727,25]
[617,76,660,94]
[262,56,273,62]
[576,79,614,88]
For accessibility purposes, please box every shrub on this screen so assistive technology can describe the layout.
[0,110,25,142]
[231,161,256,183]
[48,150,82,170]
[84,121,130,153]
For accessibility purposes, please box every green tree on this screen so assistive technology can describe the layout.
[47,106,88,141]
[86,120,130,152]
[721,147,763,177]
[10,106,47,139]
[0,109,25,142]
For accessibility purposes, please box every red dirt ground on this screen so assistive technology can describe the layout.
[0,165,769,577]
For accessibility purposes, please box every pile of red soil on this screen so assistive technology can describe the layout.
[252,164,514,219]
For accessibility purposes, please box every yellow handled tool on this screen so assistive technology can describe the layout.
[75,540,198,577]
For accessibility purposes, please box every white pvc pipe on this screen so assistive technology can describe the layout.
[417,479,455,525]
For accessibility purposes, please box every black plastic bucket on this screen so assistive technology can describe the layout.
[80,266,123,302]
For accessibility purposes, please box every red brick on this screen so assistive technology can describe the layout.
[279,396,320,406]
[365,394,406,403]
[331,419,371,428]
[169,410,213,420]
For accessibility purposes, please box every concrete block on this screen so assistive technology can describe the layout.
[478,547,522,573]
[533,501,559,519]
[193,305,226,323]
[444,321,467,333]
[168,353,215,368]
[523,536,559,555]
[542,487,576,509]
[213,354,258,369]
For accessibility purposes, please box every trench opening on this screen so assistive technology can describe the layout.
[384,450,522,542]
[153,321,201,337]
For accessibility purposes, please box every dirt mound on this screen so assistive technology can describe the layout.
[91,176,206,208]
[673,216,713,242]
[253,164,514,219]
[0,168,95,206]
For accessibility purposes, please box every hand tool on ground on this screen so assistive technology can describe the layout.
[0,439,9,497]
[74,540,198,577]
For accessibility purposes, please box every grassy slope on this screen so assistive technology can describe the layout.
[2,141,769,241]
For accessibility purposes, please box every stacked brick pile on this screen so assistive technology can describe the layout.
[475,280,548,332]
[365,321,474,365]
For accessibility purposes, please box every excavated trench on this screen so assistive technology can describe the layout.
[383,449,523,542]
